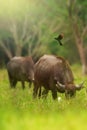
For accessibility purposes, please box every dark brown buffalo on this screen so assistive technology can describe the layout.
[33,55,84,99]
[7,56,34,89]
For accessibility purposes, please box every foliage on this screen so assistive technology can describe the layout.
[0,0,66,60]
[0,0,87,68]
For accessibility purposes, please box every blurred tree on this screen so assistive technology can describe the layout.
[1,0,86,69]
[67,0,87,75]
[0,29,13,59]
[0,0,45,61]
[0,0,66,62]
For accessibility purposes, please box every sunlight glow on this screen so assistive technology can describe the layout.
[0,0,40,17]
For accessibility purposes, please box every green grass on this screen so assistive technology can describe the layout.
[0,68,87,130]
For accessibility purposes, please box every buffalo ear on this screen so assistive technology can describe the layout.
[75,81,85,91]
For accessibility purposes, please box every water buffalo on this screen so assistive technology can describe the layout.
[7,56,34,89]
[33,54,84,99]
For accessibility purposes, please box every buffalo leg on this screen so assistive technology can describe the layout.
[21,81,25,89]
[42,89,49,99]
[12,80,17,88]
[38,87,41,98]
[52,90,57,100]
[9,78,17,88]
[29,81,32,88]
[9,79,13,88]
[65,90,70,99]
[33,84,39,98]
[7,72,14,88]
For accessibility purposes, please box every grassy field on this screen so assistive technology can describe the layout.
[0,67,87,130]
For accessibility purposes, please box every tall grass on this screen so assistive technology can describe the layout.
[0,67,87,130]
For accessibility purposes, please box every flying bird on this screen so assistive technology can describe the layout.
[54,33,64,45]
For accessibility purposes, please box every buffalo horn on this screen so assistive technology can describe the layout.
[75,81,85,90]
[56,81,65,88]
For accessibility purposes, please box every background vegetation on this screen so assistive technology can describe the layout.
[0,0,87,74]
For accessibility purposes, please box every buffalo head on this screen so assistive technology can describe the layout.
[56,81,84,98]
